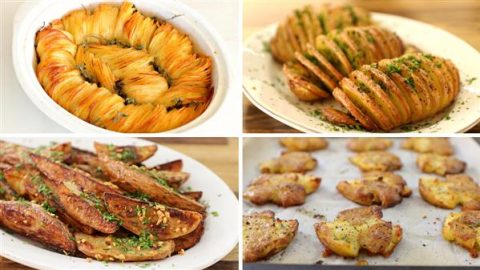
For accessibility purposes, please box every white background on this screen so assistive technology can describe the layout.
[0,0,241,135]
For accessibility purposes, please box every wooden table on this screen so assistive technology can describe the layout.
[0,138,238,270]
[243,0,480,133]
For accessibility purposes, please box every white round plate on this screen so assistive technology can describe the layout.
[243,13,480,133]
[12,0,232,134]
[0,137,238,270]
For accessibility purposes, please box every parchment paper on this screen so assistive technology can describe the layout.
[243,138,480,266]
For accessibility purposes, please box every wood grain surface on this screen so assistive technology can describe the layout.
[243,0,480,133]
[0,138,238,270]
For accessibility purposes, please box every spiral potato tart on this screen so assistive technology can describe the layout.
[331,53,460,131]
[270,5,371,63]
[283,26,405,101]
[35,2,213,133]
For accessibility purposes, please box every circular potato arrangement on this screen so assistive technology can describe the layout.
[35,2,213,133]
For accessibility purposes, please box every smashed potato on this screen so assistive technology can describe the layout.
[349,151,402,172]
[279,138,328,152]
[402,138,454,156]
[347,138,393,152]
[442,211,480,258]
[243,211,298,262]
[260,152,317,173]
[314,206,402,258]
[419,175,480,210]
[417,154,466,176]
[337,172,411,208]
[243,173,321,207]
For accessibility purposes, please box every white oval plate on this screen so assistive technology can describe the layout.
[243,13,480,133]
[12,0,232,134]
[0,137,238,270]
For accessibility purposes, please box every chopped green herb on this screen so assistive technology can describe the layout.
[404,77,415,89]
[466,77,477,85]
[262,41,271,53]
[385,63,401,75]
[129,191,151,202]
[41,201,57,214]
[211,211,219,217]
[357,82,369,93]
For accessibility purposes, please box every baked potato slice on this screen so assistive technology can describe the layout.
[0,200,76,254]
[259,151,317,174]
[98,156,204,212]
[283,61,330,101]
[419,175,480,210]
[75,232,175,262]
[417,154,466,176]
[94,142,157,164]
[314,206,402,258]
[332,87,378,130]
[321,107,358,126]
[279,137,328,152]
[315,35,352,77]
[295,51,337,93]
[244,173,321,207]
[349,151,402,172]
[402,138,454,156]
[442,211,480,258]
[151,159,183,172]
[347,138,393,152]
[243,211,298,262]
[104,193,202,240]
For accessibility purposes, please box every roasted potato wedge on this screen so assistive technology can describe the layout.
[104,193,203,240]
[181,191,203,201]
[314,206,402,258]
[0,141,71,165]
[260,152,317,173]
[0,171,17,200]
[417,154,466,176]
[347,138,393,152]
[0,200,76,254]
[337,172,411,208]
[151,159,183,172]
[99,157,204,212]
[349,151,402,172]
[173,221,204,253]
[243,211,298,262]
[244,173,321,207]
[279,138,328,152]
[402,138,454,156]
[442,211,480,258]
[419,174,480,210]
[94,142,157,164]
[75,232,175,262]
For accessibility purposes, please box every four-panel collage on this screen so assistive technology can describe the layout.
[0,0,479,270]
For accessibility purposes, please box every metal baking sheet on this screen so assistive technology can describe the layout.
[243,138,480,266]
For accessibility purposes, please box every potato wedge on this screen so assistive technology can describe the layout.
[94,142,157,164]
[0,200,76,254]
[98,157,205,212]
[174,221,204,252]
[151,159,183,172]
[0,171,17,200]
[181,191,203,201]
[0,141,71,166]
[104,193,203,240]
[75,232,174,262]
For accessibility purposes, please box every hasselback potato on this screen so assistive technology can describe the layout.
[330,53,460,131]
[35,2,212,133]
[270,5,372,63]
[284,26,405,101]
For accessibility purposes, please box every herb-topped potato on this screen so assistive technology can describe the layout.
[442,211,480,258]
[349,151,402,172]
[260,151,317,173]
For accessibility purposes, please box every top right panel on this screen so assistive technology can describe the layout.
[243,0,480,133]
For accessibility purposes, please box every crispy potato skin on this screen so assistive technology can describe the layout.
[94,142,157,164]
[402,138,454,156]
[0,141,71,166]
[243,211,298,262]
[99,156,204,212]
[244,173,321,207]
[442,211,480,258]
[173,221,205,253]
[260,152,317,173]
[75,233,175,262]
[347,138,393,152]
[337,172,411,208]
[349,151,402,172]
[0,201,76,254]
[314,206,402,258]
[151,159,183,172]
[419,175,480,210]
[416,154,466,176]
[279,138,328,152]
[104,193,203,240]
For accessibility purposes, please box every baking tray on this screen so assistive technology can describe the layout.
[243,138,480,267]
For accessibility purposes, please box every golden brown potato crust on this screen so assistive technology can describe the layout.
[347,138,393,152]
[94,142,157,164]
[243,211,298,262]
[417,154,466,176]
[279,138,328,152]
[442,211,480,258]
[243,173,321,207]
[337,172,411,208]
[419,174,480,210]
[260,152,317,173]
[349,151,402,172]
[402,138,454,156]
[314,206,402,258]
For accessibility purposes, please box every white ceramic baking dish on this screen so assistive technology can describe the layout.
[12,0,231,134]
